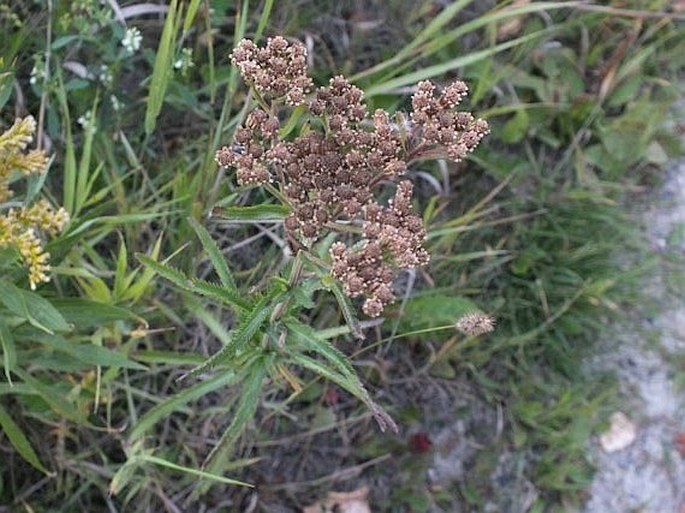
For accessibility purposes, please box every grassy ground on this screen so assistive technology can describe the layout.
[0,1,684,511]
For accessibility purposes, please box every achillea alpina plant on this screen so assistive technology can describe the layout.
[0,116,69,289]
[216,36,489,317]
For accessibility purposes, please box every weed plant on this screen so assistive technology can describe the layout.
[0,1,683,511]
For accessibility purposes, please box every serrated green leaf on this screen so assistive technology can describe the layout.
[203,355,273,472]
[188,217,236,290]
[285,317,355,377]
[322,276,363,339]
[288,353,397,433]
[179,295,274,381]
[136,254,249,312]
[0,403,49,474]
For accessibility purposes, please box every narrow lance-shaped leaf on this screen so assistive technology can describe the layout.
[285,317,355,377]
[136,254,249,312]
[0,403,50,474]
[210,204,289,223]
[0,322,16,384]
[321,275,363,339]
[289,353,398,433]
[145,0,180,135]
[178,294,276,382]
[13,368,90,425]
[188,216,236,290]
[141,454,252,487]
[202,355,273,474]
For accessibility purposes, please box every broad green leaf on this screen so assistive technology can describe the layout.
[0,403,49,474]
[210,204,289,223]
[0,280,70,334]
[188,217,236,290]
[129,372,238,442]
[399,295,480,333]
[145,0,180,135]
[52,298,140,328]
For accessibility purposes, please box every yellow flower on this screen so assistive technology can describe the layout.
[0,115,69,288]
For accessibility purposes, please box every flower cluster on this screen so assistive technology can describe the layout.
[0,116,69,289]
[216,38,489,316]
[455,312,496,336]
[230,36,312,106]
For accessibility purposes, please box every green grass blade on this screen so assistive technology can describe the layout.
[0,403,49,474]
[75,93,98,216]
[182,0,202,34]
[141,454,252,487]
[13,368,89,424]
[129,371,238,442]
[55,70,77,215]
[145,0,180,135]
[365,30,550,97]
[254,0,275,43]
[0,323,16,385]
[188,216,236,289]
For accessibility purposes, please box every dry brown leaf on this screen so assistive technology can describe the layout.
[303,486,371,513]
[497,0,530,41]
[674,432,685,457]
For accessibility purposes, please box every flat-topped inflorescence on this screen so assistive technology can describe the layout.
[216,37,489,316]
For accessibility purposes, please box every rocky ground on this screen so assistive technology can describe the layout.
[582,157,685,513]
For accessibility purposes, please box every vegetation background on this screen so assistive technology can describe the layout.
[0,0,684,511]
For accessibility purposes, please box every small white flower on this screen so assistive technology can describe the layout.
[77,110,97,133]
[29,60,45,85]
[98,65,112,86]
[110,95,122,112]
[121,27,142,54]
[174,48,195,76]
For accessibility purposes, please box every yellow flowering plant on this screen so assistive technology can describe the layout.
[0,115,69,289]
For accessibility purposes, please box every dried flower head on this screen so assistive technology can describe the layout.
[216,38,488,316]
[455,312,495,336]
[0,116,69,289]
[230,36,312,105]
